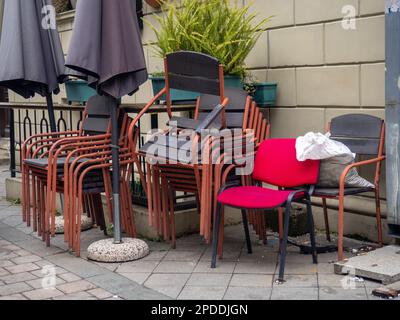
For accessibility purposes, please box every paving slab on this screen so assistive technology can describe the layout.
[26,277,66,289]
[0,282,32,296]
[87,288,113,299]
[0,271,37,284]
[144,273,190,299]
[334,246,400,285]
[116,260,159,273]
[234,261,276,274]
[193,261,236,274]
[230,274,273,287]
[0,227,33,242]
[178,286,227,300]
[87,272,169,300]
[271,286,318,300]
[13,239,65,257]
[23,288,65,300]
[187,273,232,287]
[273,274,318,288]
[153,260,196,273]
[53,291,96,300]
[45,253,107,278]
[0,293,27,300]
[4,262,40,274]
[57,280,97,294]
[223,286,271,300]
[319,286,368,300]
[318,273,365,288]
[118,272,151,285]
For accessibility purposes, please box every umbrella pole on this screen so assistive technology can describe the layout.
[46,93,57,133]
[111,97,122,244]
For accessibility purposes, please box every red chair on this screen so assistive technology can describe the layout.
[211,138,320,282]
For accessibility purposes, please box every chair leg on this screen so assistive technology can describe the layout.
[278,207,284,241]
[241,210,252,254]
[374,187,383,247]
[277,205,291,283]
[322,198,331,242]
[211,202,222,268]
[168,187,176,249]
[306,198,318,264]
[338,196,345,261]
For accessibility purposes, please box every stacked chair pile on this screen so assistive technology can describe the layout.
[21,95,139,256]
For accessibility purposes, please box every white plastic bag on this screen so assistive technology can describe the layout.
[295,132,355,161]
[295,132,374,189]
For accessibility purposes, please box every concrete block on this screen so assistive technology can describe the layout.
[325,16,385,64]
[245,31,268,68]
[269,107,325,138]
[334,245,400,285]
[295,0,358,24]
[361,63,385,107]
[269,24,324,67]
[267,68,296,106]
[245,0,294,28]
[360,0,384,15]
[296,66,360,106]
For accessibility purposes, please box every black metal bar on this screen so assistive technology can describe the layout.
[9,108,15,178]
[46,93,57,133]
[110,97,122,244]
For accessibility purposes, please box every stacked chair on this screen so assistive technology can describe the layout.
[21,95,138,256]
[127,51,270,248]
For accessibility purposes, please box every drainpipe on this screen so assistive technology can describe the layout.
[385,0,400,239]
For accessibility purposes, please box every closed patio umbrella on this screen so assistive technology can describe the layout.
[66,0,148,260]
[0,0,68,132]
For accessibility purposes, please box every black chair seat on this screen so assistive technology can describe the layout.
[314,186,374,197]
[24,157,91,168]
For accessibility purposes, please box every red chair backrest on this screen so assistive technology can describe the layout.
[252,139,319,188]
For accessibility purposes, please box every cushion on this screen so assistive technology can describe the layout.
[218,186,303,209]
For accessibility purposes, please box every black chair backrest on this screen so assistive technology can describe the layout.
[166,51,222,96]
[330,114,383,155]
[82,95,112,135]
[197,88,248,128]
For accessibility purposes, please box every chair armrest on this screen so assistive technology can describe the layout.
[128,88,167,150]
[338,156,386,195]
[195,98,229,134]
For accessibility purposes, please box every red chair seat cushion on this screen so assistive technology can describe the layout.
[217,186,304,209]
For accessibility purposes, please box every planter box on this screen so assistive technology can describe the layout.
[150,75,243,103]
[65,80,97,104]
[253,82,277,107]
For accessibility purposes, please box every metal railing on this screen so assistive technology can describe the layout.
[0,102,197,211]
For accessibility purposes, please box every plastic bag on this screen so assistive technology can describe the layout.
[296,132,374,189]
[296,132,354,161]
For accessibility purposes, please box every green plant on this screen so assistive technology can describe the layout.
[144,0,272,78]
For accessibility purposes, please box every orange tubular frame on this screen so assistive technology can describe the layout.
[319,121,386,261]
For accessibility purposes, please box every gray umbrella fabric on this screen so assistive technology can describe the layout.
[0,0,67,99]
[65,0,148,99]
[66,0,148,245]
[0,0,5,42]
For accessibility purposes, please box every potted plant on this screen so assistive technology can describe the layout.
[244,81,278,107]
[145,0,272,102]
[65,79,97,105]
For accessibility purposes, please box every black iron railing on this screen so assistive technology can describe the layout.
[0,102,197,211]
